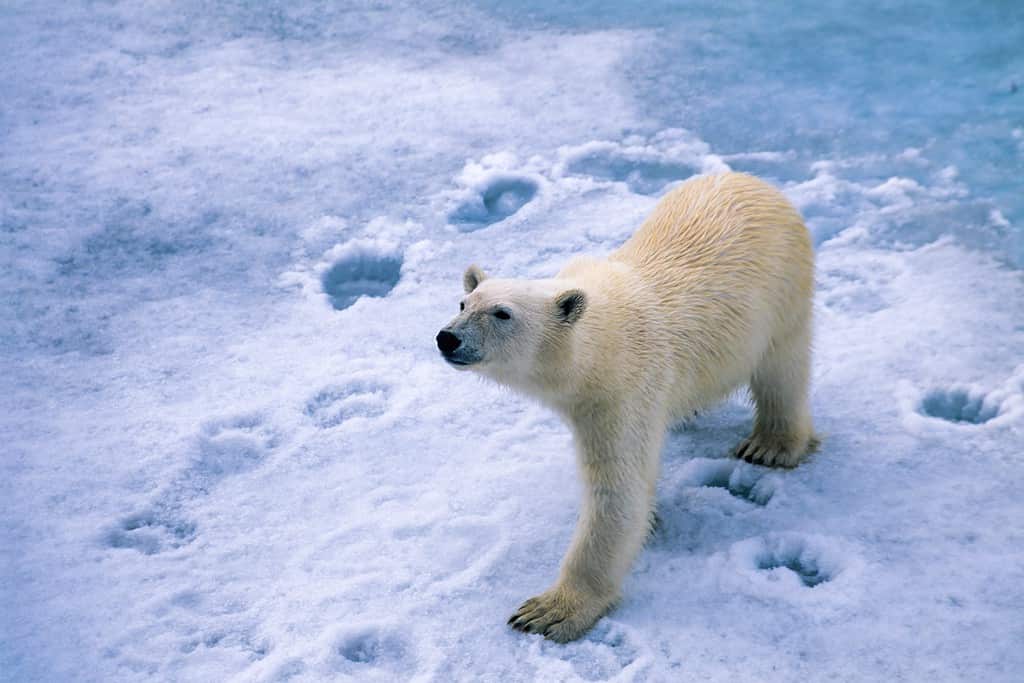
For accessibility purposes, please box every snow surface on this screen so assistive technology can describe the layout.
[2,1,1023,681]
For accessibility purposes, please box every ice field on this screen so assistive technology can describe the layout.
[2,1,1023,681]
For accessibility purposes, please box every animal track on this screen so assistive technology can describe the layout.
[755,543,832,587]
[919,387,1000,425]
[449,174,538,228]
[194,413,279,479]
[104,412,279,554]
[321,248,403,310]
[819,264,895,314]
[564,146,697,195]
[177,627,270,662]
[270,658,307,680]
[718,534,857,603]
[331,627,413,676]
[305,381,390,428]
[683,458,777,506]
[551,621,642,681]
[105,507,196,555]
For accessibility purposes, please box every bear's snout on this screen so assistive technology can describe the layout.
[436,329,462,355]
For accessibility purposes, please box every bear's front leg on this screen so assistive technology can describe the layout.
[509,419,659,643]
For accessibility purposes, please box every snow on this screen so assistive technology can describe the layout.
[2,1,1022,681]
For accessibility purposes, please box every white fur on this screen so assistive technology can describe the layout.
[441,172,817,642]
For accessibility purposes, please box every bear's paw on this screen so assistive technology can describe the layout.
[734,432,819,468]
[507,585,613,643]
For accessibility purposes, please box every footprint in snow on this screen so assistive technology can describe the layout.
[754,538,835,587]
[178,629,269,661]
[268,657,307,680]
[305,380,391,428]
[819,264,895,314]
[104,412,280,554]
[545,621,644,681]
[563,146,698,196]
[191,412,280,480]
[719,533,853,599]
[448,174,538,229]
[329,626,416,679]
[911,368,1024,428]
[321,247,403,311]
[682,458,778,506]
[105,506,196,555]
[918,386,1001,425]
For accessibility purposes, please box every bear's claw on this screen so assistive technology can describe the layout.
[734,433,805,468]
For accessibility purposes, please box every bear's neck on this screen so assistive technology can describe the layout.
[527,260,671,424]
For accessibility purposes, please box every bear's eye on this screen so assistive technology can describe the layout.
[460,301,465,311]
[493,309,511,320]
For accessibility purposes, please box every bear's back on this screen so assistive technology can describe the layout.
[608,172,815,415]
[613,173,810,279]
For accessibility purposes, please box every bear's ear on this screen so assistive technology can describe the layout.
[554,289,586,324]
[463,265,488,293]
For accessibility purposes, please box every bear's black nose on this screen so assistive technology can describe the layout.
[436,330,462,355]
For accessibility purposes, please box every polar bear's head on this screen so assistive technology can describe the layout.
[436,265,586,387]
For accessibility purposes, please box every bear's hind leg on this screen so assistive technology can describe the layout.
[735,322,817,468]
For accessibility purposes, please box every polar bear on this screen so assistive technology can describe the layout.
[436,172,817,642]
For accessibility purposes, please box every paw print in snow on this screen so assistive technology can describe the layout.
[305,381,390,428]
